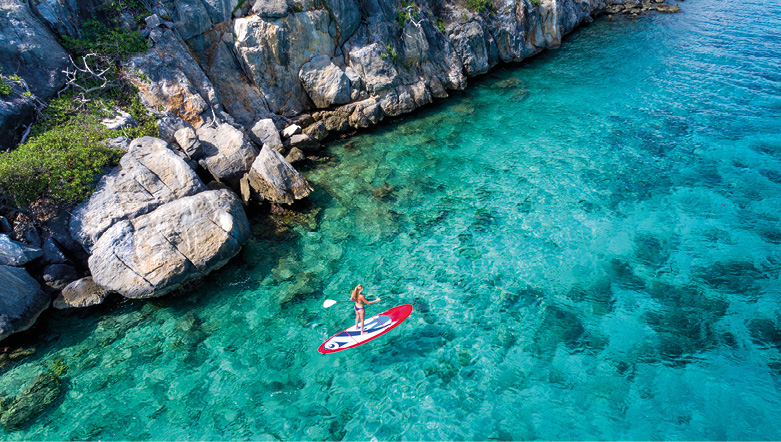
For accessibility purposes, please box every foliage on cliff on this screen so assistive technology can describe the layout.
[0,3,155,214]
[0,77,11,96]
[0,98,155,209]
[465,0,494,12]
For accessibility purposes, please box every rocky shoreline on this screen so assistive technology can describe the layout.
[0,0,681,345]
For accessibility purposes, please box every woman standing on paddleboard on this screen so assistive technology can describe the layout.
[351,284,381,334]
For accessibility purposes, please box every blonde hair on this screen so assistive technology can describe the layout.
[350,285,362,301]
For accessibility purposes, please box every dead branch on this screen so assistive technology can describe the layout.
[58,54,118,100]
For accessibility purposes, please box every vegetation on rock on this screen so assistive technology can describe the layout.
[436,17,446,33]
[0,3,154,215]
[397,1,420,26]
[386,44,399,65]
[0,77,11,96]
[465,0,494,12]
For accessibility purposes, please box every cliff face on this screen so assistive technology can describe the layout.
[122,0,605,134]
[0,0,610,149]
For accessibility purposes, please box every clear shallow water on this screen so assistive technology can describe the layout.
[3,0,781,438]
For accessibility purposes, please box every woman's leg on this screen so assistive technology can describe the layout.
[359,310,366,334]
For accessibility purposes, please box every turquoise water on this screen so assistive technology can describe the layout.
[3,0,781,438]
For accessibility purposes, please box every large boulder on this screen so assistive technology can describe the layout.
[245,147,313,204]
[0,265,49,342]
[0,0,70,150]
[70,137,206,252]
[347,43,400,95]
[0,0,69,98]
[52,277,108,309]
[0,234,43,266]
[299,55,352,109]
[196,122,259,189]
[88,190,251,298]
[233,11,336,115]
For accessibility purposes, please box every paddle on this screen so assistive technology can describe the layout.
[322,298,380,308]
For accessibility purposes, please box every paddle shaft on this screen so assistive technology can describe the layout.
[333,298,379,303]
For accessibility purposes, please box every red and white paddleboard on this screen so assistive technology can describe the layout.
[318,304,413,354]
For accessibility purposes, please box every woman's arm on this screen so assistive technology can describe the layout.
[363,295,381,304]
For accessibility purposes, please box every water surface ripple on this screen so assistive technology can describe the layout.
[2,0,781,439]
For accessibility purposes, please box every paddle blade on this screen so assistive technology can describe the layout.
[322,299,338,308]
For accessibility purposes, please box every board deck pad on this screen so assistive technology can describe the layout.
[318,304,413,354]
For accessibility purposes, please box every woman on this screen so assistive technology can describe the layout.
[350,284,381,335]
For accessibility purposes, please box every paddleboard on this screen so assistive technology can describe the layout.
[318,304,413,354]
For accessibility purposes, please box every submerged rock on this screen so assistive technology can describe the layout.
[245,147,313,204]
[0,371,63,429]
[0,266,49,342]
[0,234,43,267]
[88,190,251,298]
[52,277,108,309]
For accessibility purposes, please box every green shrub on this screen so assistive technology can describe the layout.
[0,77,11,96]
[397,8,410,26]
[0,94,158,208]
[0,118,123,207]
[396,1,419,26]
[465,0,494,12]
[60,19,146,60]
[531,0,541,6]
[385,44,399,65]
[1,7,155,211]
[436,17,446,33]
